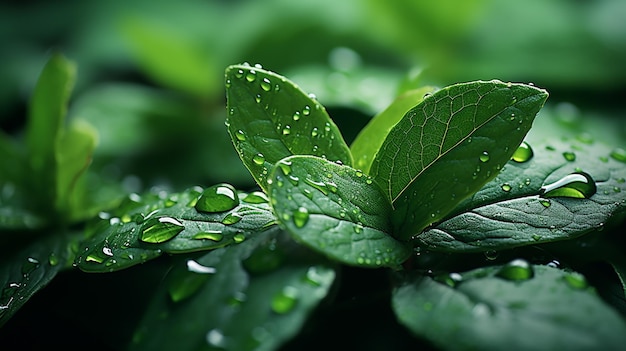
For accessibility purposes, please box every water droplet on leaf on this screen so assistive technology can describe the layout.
[233,232,245,243]
[511,141,533,163]
[562,151,576,162]
[496,259,533,281]
[541,171,596,199]
[140,216,185,243]
[195,183,239,213]
[242,191,269,204]
[501,183,512,192]
[479,151,490,163]
[252,153,265,165]
[260,77,271,91]
[222,213,243,225]
[245,70,256,82]
[293,207,309,228]
[272,286,298,314]
[610,148,626,163]
[192,231,223,241]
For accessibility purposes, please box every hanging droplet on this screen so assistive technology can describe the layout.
[610,148,626,163]
[484,250,498,261]
[192,231,224,241]
[562,151,576,162]
[242,191,269,204]
[140,216,184,243]
[501,183,512,192]
[222,213,243,225]
[252,153,265,165]
[195,183,239,213]
[260,77,271,91]
[479,151,490,163]
[271,286,298,314]
[245,70,256,82]
[496,259,534,281]
[540,171,596,199]
[511,141,533,163]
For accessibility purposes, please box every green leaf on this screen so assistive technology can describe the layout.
[120,17,219,96]
[225,64,352,192]
[130,227,336,351]
[0,232,77,327]
[268,155,411,268]
[55,119,98,221]
[418,137,626,252]
[351,86,437,173]
[74,186,276,273]
[369,80,548,239]
[25,53,76,213]
[392,263,626,351]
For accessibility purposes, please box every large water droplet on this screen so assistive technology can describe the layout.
[140,217,184,243]
[540,171,596,199]
[271,286,298,314]
[293,207,309,228]
[563,272,588,289]
[235,130,246,141]
[496,259,533,281]
[195,183,239,213]
[511,141,533,163]
[233,232,246,243]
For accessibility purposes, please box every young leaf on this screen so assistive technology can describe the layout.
[0,232,77,327]
[74,186,276,273]
[418,137,626,252]
[25,53,76,213]
[55,119,98,221]
[268,155,411,268]
[351,86,437,173]
[368,80,548,239]
[225,64,352,192]
[392,263,626,351]
[130,227,336,351]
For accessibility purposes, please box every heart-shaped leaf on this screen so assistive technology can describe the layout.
[418,137,626,252]
[74,186,276,273]
[225,64,352,192]
[392,262,626,350]
[268,155,410,268]
[369,80,548,239]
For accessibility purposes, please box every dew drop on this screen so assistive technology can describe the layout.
[195,183,239,213]
[260,77,271,91]
[235,69,244,79]
[435,272,463,288]
[233,233,246,243]
[272,286,298,314]
[562,151,576,162]
[293,207,309,228]
[252,153,265,165]
[192,231,224,241]
[540,171,596,199]
[610,148,626,163]
[354,223,363,234]
[85,254,104,264]
[282,125,291,135]
[311,127,319,137]
[243,191,269,204]
[304,178,329,195]
[303,105,311,116]
[48,253,59,266]
[496,259,533,281]
[501,183,512,192]
[245,70,257,82]
[277,160,292,175]
[223,213,243,225]
[479,151,490,163]
[511,141,534,163]
[140,216,184,243]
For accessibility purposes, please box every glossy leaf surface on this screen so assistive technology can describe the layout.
[268,155,410,268]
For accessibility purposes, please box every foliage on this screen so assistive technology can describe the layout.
[1,2,626,350]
